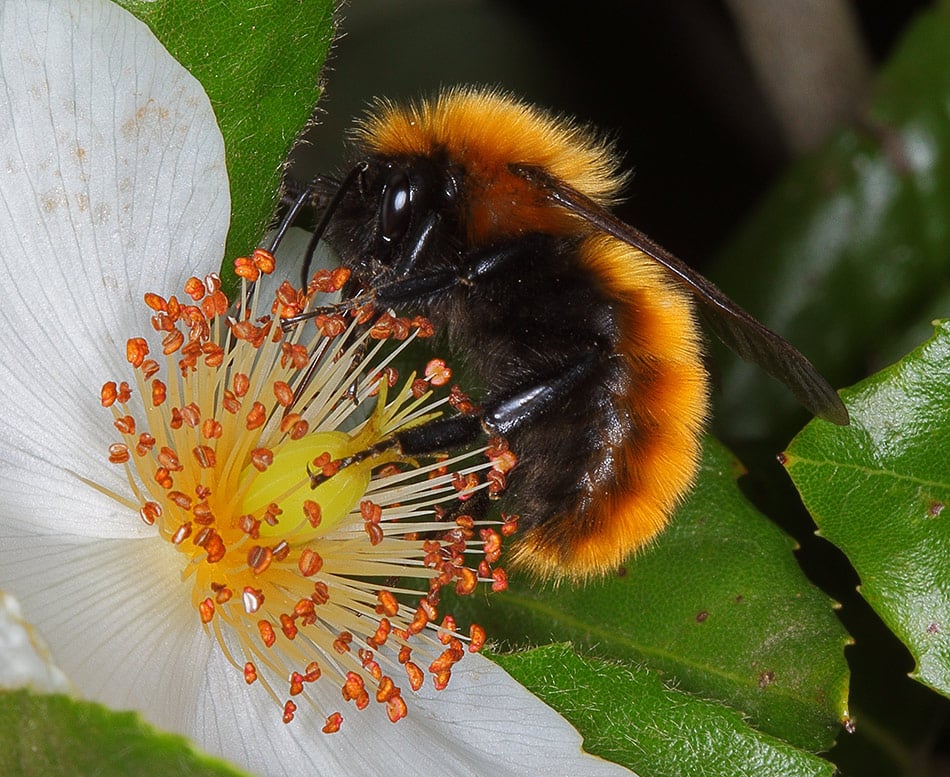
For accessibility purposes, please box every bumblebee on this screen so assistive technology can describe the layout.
[279,87,847,580]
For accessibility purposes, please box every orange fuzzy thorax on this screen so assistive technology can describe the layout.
[357,87,626,245]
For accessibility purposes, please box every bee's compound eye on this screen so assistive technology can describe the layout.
[379,169,412,244]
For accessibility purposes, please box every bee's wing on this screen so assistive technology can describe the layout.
[513,164,849,426]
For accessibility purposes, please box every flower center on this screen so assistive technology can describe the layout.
[98,250,517,730]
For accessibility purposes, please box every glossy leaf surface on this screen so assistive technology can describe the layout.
[786,321,950,697]
[494,644,836,777]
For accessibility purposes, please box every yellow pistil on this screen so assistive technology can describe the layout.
[97,249,517,730]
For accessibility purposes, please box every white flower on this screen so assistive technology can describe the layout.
[0,1,635,776]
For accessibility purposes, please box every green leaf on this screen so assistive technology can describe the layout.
[785,320,950,697]
[115,0,335,290]
[0,690,248,777]
[708,2,950,442]
[492,644,835,777]
[456,439,850,753]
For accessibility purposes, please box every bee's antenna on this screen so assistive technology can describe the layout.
[259,162,370,289]
[295,162,369,287]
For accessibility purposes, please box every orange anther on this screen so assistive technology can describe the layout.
[151,379,167,407]
[242,587,264,613]
[330,267,351,290]
[454,566,478,596]
[376,676,397,704]
[100,381,118,407]
[405,661,424,691]
[280,342,309,370]
[333,631,353,654]
[202,418,222,440]
[303,500,322,528]
[108,443,130,464]
[171,522,192,544]
[282,699,297,724]
[201,290,229,318]
[258,619,276,648]
[113,415,135,435]
[233,255,259,282]
[157,446,182,471]
[480,529,502,563]
[198,598,214,623]
[425,358,452,386]
[290,671,305,696]
[298,548,323,577]
[342,673,369,709]
[161,328,184,355]
[136,433,155,456]
[153,467,173,489]
[250,447,274,472]
[294,599,316,624]
[252,247,276,274]
[273,381,294,408]
[246,401,266,430]
[368,618,391,648]
[126,337,149,367]
[375,590,399,617]
[304,662,321,682]
[141,359,160,379]
[192,445,216,469]
[311,581,330,605]
[386,693,407,723]
[233,372,250,397]
[139,502,161,525]
[280,613,297,640]
[469,623,486,652]
[204,531,226,563]
[144,292,168,311]
[168,491,192,509]
[183,276,206,301]
[248,545,273,575]
[492,568,508,592]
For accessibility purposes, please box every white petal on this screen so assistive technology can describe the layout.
[1,533,211,735]
[195,650,636,777]
[0,588,71,693]
[0,0,229,539]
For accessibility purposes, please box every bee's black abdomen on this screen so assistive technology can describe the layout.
[423,233,632,536]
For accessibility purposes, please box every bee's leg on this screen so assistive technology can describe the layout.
[390,212,442,278]
[373,237,540,307]
[308,353,598,492]
[395,352,598,456]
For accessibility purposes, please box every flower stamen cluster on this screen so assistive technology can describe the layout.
[98,248,517,731]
